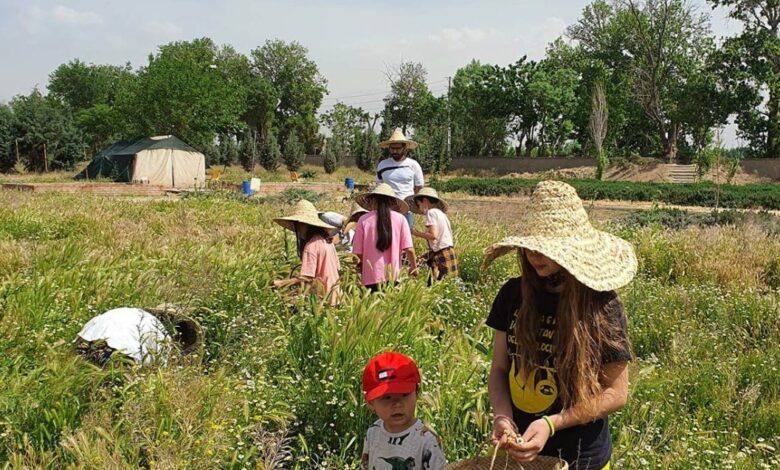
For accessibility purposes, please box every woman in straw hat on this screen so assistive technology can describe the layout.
[484,181,636,470]
[353,183,417,291]
[376,128,424,229]
[406,187,459,281]
[272,199,342,306]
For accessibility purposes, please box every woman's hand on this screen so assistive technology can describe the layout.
[491,416,518,447]
[506,418,551,463]
[271,279,285,290]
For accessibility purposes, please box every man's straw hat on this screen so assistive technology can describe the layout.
[405,187,449,215]
[379,128,418,150]
[354,183,410,214]
[483,180,637,292]
[274,199,338,232]
[346,202,368,224]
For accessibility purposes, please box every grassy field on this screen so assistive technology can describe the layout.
[1,190,779,469]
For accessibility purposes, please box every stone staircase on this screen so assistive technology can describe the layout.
[667,164,697,183]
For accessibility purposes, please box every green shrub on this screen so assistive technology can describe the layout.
[432,178,780,210]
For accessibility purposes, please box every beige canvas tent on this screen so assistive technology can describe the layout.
[76,135,206,189]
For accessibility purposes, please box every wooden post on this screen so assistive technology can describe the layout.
[43,143,48,172]
[15,139,19,163]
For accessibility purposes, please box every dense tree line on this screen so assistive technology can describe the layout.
[2,0,779,174]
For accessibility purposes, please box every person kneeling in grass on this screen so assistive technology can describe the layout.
[406,187,459,281]
[361,352,446,470]
[272,199,341,306]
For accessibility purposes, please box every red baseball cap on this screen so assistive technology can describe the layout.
[362,352,421,402]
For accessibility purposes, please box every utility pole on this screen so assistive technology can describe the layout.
[447,76,452,159]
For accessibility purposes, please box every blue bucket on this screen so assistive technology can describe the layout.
[345,177,355,190]
[241,181,253,195]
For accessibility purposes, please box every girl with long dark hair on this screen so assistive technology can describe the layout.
[352,183,417,291]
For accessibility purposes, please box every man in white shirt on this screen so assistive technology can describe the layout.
[376,128,424,228]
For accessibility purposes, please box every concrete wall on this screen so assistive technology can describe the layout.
[305,155,780,181]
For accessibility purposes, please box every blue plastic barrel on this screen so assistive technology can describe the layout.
[345,177,355,190]
[241,181,253,195]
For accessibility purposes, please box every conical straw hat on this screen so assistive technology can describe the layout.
[274,199,338,232]
[355,183,410,214]
[379,128,418,150]
[406,187,449,215]
[483,180,637,292]
[346,202,369,224]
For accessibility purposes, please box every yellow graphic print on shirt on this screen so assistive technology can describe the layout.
[509,361,558,414]
[507,312,559,414]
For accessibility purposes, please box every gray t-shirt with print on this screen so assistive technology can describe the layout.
[361,419,446,470]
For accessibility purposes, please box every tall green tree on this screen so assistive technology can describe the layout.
[123,38,248,151]
[250,40,328,152]
[238,134,258,172]
[622,0,717,161]
[283,132,305,171]
[260,131,281,171]
[8,89,83,171]
[382,61,433,135]
[525,54,579,156]
[48,59,135,154]
[708,0,780,157]
[320,102,368,154]
[0,104,13,169]
[354,128,380,172]
[450,60,509,157]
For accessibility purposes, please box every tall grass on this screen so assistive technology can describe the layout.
[0,190,778,468]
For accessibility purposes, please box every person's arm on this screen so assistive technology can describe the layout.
[413,161,424,193]
[272,276,313,290]
[489,331,518,444]
[508,362,629,463]
[412,223,438,241]
[404,247,418,277]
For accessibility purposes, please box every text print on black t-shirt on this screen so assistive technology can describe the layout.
[507,303,560,415]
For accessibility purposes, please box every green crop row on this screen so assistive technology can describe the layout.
[433,178,780,209]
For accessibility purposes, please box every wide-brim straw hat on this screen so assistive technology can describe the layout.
[346,202,369,224]
[406,187,449,215]
[354,183,410,214]
[379,128,418,150]
[274,199,338,232]
[446,455,568,470]
[145,304,203,355]
[483,180,637,292]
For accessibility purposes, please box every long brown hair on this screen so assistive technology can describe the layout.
[514,249,630,419]
[374,195,394,252]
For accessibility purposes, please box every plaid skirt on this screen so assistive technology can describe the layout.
[431,246,459,280]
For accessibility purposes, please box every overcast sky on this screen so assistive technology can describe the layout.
[0,0,746,144]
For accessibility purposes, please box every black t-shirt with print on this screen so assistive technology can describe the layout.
[486,277,631,470]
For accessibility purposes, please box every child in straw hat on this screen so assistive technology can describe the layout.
[272,199,342,306]
[360,352,446,470]
[406,187,459,281]
[484,181,636,470]
[353,183,417,291]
